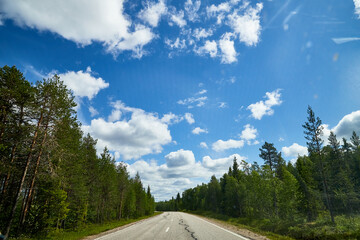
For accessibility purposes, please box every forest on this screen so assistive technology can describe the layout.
[0,66,155,239]
[156,107,360,239]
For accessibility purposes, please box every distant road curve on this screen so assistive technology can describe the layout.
[95,212,250,240]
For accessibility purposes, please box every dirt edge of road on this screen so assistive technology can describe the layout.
[189,213,270,240]
[82,213,163,240]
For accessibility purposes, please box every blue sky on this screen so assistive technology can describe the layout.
[1,0,360,200]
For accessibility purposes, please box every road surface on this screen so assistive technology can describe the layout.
[95,212,249,240]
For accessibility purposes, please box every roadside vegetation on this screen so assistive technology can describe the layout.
[0,66,155,239]
[156,107,360,239]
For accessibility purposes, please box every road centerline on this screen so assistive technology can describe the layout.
[165,227,170,232]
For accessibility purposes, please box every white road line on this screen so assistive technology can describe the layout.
[165,227,170,232]
[190,214,250,240]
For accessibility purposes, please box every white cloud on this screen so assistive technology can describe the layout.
[247,89,282,120]
[169,9,187,28]
[126,152,245,200]
[322,110,360,143]
[354,0,360,18]
[165,37,187,49]
[138,0,167,27]
[58,67,109,100]
[195,40,218,58]
[184,112,195,124]
[161,112,183,125]
[219,102,227,108]
[200,142,208,148]
[207,2,231,17]
[193,28,213,40]
[227,2,263,46]
[106,24,155,58]
[282,143,308,162]
[178,96,207,108]
[219,32,237,63]
[184,0,201,22]
[212,139,244,151]
[197,89,207,95]
[165,149,195,167]
[332,37,360,44]
[1,0,155,58]
[202,153,246,173]
[240,124,257,141]
[82,101,172,160]
[89,106,99,117]
[192,127,208,135]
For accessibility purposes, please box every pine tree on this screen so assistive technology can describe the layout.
[302,106,334,223]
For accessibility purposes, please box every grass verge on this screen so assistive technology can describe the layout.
[10,212,162,240]
[186,210,294,240]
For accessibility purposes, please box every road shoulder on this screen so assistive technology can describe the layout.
[82,213,163,240]
[187,213,269,240]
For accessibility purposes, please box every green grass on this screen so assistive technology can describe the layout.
[10,212,162,240]
[186,210,294,240]
[186,211,360,240]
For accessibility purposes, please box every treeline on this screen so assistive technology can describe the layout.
[157,106,360,238]
[0,66,155,238]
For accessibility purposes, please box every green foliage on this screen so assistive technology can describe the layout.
[0,66,155,239]
[157,106,360,239]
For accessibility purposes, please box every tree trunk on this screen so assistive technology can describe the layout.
[1,106,24,199]
[20,117,50,225]
[3,111,43,238]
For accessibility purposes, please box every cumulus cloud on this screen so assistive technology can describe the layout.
[138,0,167,27]
[192,127,208,135]
[165,149,195,167]
[240,124,257,143]
[169,8,187,28]
[206,2,231,17]
[161,112,183,125]
[212,139,244,151]
[58,67,109,100]
[354,0,360,18]
[227,2,263,46]
[178,96,207,108]
[1,0,155,58]
[184,0,201,22]
[184,113,195,124]
[202,153,246,173]
[219,32,237,63]
[200,142,208,148]
[127,152,245,200]
[193,28,213,40]
[247,89,282,120]
[322,110,360,143]
[82,101,172,160]
[165,37,187,49]
[195,40,218,58]
[282,143,308,158]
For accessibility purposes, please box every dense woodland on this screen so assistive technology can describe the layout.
[0,66,155,238]
[157,107,360,238]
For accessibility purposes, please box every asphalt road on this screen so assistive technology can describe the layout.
[95,212,249,240]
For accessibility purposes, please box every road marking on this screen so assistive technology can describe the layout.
[190,214,250,240]
[165,227,170,232]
